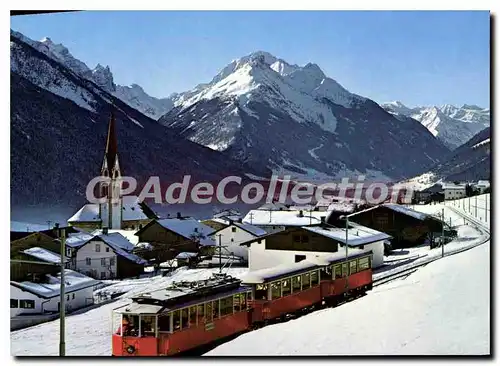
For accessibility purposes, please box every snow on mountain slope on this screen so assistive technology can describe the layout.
[383,101,490,150]
[10,30,174,119]
[208,242,490,355]
[159,52,449,181]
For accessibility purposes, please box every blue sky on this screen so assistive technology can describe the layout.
[11,11,490,107]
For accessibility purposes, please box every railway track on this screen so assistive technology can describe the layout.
[373,205,490,287]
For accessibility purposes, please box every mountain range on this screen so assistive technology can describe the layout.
[12,29,486,209]
[382,101,490,150]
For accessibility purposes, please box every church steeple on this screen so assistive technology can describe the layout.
[99,104,123,230]
[101,104,121,178]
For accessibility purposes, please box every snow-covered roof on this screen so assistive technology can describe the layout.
[302,225,391,247]
[22,247,69,264]
[241,260,319,284]
[11,269,100,299]
[351,203,436,222]
[382,203,433,221]
[327,202,356,213]
[93,229,140,245]
[65,232,95,248]
[94,232,135,252]
[441,184,466,190]
[477,180,490,187]
[68,204,101,223]
[242,210,322,227]
[233,222,268,237]
[68,196,150,224]
[156,218,216,247]
[175,252,198,259]
[121,195,149,221]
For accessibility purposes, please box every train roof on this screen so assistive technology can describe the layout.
[241,249,373,284]
[241,260,319,284]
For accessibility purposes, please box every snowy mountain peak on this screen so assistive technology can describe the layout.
[381,101,490,150]
[91,64,115,92]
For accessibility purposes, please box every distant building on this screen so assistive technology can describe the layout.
[135,217,216,262]
[475,180,490,193]
[240,223,390,271]
[348,203,443,249]
[67,111,156,231]
[209,222,267,261]
[10,269,100,317]
[442,183,466,200]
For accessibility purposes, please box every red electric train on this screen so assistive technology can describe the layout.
[111,248,373,356]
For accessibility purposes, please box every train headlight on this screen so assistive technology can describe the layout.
[126,345,135,354]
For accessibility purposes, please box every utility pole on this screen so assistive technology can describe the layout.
[345,216,349,295]
[475,195,478,218]
[57,224,66,357]
[218,234,222,274]
[441,208,445,258]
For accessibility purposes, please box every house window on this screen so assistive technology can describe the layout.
[72,293,75,300]
[106,247,110,252]
[231,238,234,242]
[20,300,35,309]
[232,227,237,233]
[85,258,91,266]
[10,299,18,308]
[295,255,306,263]
[66,294,69,301]
[66,248,71,256]
[110,257,115,266]
[109,271,115,278]
[101,258,107,266]
[96,244,101,252]
[101,272,106,279]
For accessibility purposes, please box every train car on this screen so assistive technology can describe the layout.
[112,274,252,356]
[111,249,374,356]
[241,248,373,324]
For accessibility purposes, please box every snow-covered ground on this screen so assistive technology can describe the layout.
[208,241,490,355]
[442,193,490,230]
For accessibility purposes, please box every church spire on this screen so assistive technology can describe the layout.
[104,107,118,172]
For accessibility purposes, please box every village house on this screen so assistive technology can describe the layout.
[67,112,157,231]
[11,269,100,317]
[442,183,467,200]
[475,180,490,193]
[65,229,148,279]
[240,222,390,271]
[209,221,267,261]
[134,216,216,263]
[348,203,444,249]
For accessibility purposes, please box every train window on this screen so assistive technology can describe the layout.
[158,314,171,333]
[141,315,157,337]
[271,281,281,300]
[172,310,181,332]
[255,284,269,300]
[282,278,291,296]
[311,270,319,286]
[320,267,329,281]
[342,263,348,277]
[206,302,213,323]
[180,308,189,329]
[292,275,301,293]
[246,291,252,309]
[349,260,357,275]
[302,273,311,290]
[189,306,197,327]
[358,257,370,270]
[220,296,233,316]
[213,300,220,320]
[334,265,342,279]
[233,294,241,312]
[197,303,205,324]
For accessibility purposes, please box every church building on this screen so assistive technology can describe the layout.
[68,110,157,231]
